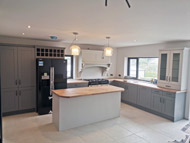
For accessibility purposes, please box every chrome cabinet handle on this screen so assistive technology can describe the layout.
[15,80,18,85]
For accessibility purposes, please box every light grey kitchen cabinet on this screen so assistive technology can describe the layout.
[137,86,152,108]
[121,84,129,102]
[0,46,36,115]
[162,96,175,117]
[1,88,19,113]
[111,81,138,104]
[19,87,36,110]
[152,93,162,113]
[110,81,128,102]
[151,89,175,117]
[18,47,36,88]
[0,47,18,89]
[128,84,138,104]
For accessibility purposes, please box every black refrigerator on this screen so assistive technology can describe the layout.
[36,58,67,115]
[0,58,2,143]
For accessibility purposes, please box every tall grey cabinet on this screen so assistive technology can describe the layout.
[0,46,36,115]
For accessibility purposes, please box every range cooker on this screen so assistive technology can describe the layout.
[84,79,109,86]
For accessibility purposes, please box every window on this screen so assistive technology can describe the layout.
[128,58,159,81]
[64,55,73,78]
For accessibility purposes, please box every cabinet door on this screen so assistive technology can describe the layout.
[158,51,170,87]
[162,96,175,117]
[121,91,128,101]
[121,84,129,102]
[0,47,18,89]
[18,47,36,88]
[137,86,152,108]
[1,88,19,113]
[169,50,183,89]
[152,94,162,113]
[128,84,138,104]
[19,87,36,110]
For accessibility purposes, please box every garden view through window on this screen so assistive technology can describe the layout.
[128,58,159,81]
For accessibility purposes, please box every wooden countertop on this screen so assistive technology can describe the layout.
[67,79,88,84]
[52,85,124,98]
[108,78,186,93]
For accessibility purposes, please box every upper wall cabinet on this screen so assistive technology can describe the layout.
[157,48,190,90]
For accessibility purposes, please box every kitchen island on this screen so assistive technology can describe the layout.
[52,85,124,131]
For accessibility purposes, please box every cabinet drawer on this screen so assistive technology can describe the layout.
[76,83,88,87]
[163,91,175,98]
[152,89,163,95]
[67,83,88,88]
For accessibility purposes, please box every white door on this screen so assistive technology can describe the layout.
[157,51,170,88]
[169,50,183,90]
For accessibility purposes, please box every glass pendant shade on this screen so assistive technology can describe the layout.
[104,47,113,56]
[70,45,80,56]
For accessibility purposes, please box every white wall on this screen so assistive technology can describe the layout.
[0,36,117,79]
[116,41,190,78]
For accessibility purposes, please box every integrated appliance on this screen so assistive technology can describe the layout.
[0,65,2,143]
[36,58,67,115]
[84,79,109,86]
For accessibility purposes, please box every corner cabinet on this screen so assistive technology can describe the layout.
[157,48,190,90]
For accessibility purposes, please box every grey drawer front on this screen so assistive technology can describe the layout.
[163,91,175,98]
[67,83,88,88]
[152,89,163,95]
[77,83,88,87]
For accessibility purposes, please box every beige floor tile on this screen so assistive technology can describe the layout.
[118,134,148,143]
[2,103,189,143]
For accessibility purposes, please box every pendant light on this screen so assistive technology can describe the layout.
[104,37,113,56]
[70,32,81,56]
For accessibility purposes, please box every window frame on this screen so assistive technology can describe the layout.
[65,55,73,79]
[127,57,158,81]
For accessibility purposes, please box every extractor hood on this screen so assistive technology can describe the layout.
[78,50,112,76]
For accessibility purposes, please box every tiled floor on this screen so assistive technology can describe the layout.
[2,103,189,143]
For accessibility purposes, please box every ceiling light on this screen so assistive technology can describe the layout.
[70,32,81,56]
[134,40,137,42]
[104,37,113,57]
[22,33,25,35]
[27,25,31,29]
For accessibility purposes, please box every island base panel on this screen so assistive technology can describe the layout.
[53,92,121,131]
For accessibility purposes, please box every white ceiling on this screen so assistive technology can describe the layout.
[0,0,189,47]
